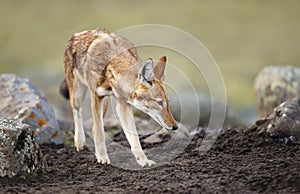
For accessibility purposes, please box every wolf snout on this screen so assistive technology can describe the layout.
[164,124,178,131]
[172,125,178,131]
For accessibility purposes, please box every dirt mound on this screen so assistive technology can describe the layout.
[0,125,299,193]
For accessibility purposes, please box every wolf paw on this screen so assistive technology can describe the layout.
[75,141,85,152]
[137,158,156,167]
[75,136,86,152]
[96,154,111,164]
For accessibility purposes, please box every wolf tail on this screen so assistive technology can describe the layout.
[59,78,70,100]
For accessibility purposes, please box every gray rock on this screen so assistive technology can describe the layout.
[0,117,45,177]
[254,66,300,118]
[265,98,300,140]
[57,119,74,132]
[0,74,63,145]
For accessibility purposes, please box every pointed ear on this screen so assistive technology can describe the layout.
[139,58,154,85]
[154,56,167,81]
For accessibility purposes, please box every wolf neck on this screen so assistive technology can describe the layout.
[107,60,141,102]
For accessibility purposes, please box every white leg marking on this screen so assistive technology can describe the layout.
[71,80,87,151]
[73,108,85,151]
[91,95,110,164]
[116,99,155,167]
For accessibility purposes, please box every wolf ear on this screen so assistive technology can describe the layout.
[154,56,167,81]
[139,59,154,85]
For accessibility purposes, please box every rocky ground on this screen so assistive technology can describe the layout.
[0,120,299,193]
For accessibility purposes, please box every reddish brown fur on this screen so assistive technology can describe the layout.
[63,29,141,95]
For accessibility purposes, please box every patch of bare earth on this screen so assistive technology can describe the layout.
[0,123,299,193]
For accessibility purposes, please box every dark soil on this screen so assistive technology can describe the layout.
[1,121,300,193]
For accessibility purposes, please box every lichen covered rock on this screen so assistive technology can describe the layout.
[254,66,300,118]
[0,74,63,145]
[0,117,45,177]
[265,98,300,140]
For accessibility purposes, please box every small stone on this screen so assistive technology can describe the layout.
[143,134,164,144]
[56,147,67,154]
[264,98,300,141]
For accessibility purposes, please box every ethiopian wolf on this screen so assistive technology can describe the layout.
[60,29,177,167]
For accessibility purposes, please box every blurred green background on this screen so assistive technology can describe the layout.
[1,0,299,123]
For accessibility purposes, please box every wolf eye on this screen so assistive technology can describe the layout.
[157,100,163,106]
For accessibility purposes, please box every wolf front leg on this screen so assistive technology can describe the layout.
[91,94,110,164]
[115,99,156,167]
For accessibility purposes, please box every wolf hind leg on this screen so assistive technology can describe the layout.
[91,94,110,164]
[69,79,87,151]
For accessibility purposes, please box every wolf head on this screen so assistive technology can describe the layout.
[130,56,178,131]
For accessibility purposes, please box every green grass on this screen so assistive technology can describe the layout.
[0,0,300,112]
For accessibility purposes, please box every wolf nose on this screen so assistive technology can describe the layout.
[172,125,178,131]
